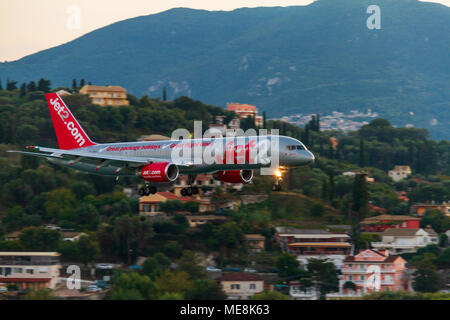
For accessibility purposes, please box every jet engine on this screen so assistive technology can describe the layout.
[140,162,179,182]
[215,170,253,184]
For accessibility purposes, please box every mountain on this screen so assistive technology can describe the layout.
[1,0,449,139]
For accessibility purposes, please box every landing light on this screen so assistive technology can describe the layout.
[275,169,282,178]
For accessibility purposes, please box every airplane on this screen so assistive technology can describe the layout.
[8,92,315,196]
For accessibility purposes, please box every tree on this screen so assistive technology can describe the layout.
[439,233,448,248]
[155,270,193,298]
[213,222,243,255]
[359,138,366,167]
[26,81,36,92]
[72,79,77,91]
[250,291,290,300]
[276,253,300,278]
[0,79,2,90]
[162,241,182,259]
[143,255,168,279]
[307,258,339,300]
[76,235,99,266]
[162,87,167,101]
[6,80,17,90]
[343,280,357,292]
[310,203,325,217]
[113,216,154,264]
[19,227,61,251]
[44,187,76,221]
[413,259,440,292]
[37,78,51,93]
[437,248,450,269]
[79,79,85,88]
[352,173,369,219]
[177,250,206,280]
[20,83,26,97]
[110,272,158,300]
[185,279,227,300]
[420,209,450,234]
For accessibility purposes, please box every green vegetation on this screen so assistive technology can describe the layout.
[0,81,449,299]
[1,1,449,139]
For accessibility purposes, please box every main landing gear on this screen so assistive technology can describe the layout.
[272,168,283,192]
[180,174,200,197]
[180,186,199,197]
[138,184,157,196]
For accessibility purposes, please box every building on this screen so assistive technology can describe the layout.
[342,171,374,183]
[219,273,264,299]
[79,85,129,106]
[139,192,204,216]
[371,227,439,254]
[0,252,61,290]
[395,191,409,202]
[360,215,420,233]
[275,227,352,269]
[137,134,170,142]
[186,215,227,228]
[56,89,72,97]
[410,202,449,217]
[244,234,265,252]
[388,165,411,182]
[6,230,86,242]
[289,281,318,300]
[226,103,263,127]
[4,231,21,241]
[61,231,86,242]
[328,249,410,298]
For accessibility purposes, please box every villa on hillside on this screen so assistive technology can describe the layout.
[360,215,420,233]
[388,166,411,182]
[80,85,129,106]
[327,249,411,298]
[371,227,439,254]
[275,227,352,269]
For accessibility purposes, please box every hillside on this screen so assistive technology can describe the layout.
[1,0,449,139]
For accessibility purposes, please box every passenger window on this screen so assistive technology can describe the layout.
[296,145,304,150]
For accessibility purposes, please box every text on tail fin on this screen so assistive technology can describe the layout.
[45,92,96,150]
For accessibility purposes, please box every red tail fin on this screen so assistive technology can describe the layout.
[45,93,96,150]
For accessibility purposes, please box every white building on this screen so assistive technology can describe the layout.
[275,227,352,269]
[388,166,412,182]
[0,252,62,290]
[371,227,439,254]
[219,273,264,300]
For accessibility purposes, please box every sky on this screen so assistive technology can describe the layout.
[1,0,449,62]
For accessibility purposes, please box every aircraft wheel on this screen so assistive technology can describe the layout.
[186,187,193,196]
[180,188,187,196]
[138,188,145,196]
[144,186,151,196]
[192,186,199,195]
[150,186,157,194]
[272,184,281,192]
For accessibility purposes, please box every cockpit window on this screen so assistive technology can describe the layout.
[286,145,305,151]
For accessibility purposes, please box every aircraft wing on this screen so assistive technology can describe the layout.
[7,147,193,167]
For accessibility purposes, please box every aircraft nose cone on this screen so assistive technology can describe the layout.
[307,151,315,164]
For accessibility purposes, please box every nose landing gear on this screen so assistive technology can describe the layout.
[272,168,284,192]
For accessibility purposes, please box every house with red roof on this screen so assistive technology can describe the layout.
[139,192,210,216]
[226,103,263,127]
[327,249,411,298]
[360,215,420,232]
[219,273,264,299]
